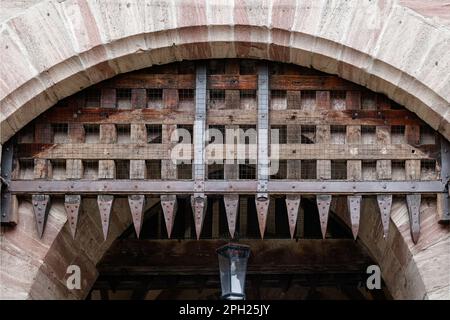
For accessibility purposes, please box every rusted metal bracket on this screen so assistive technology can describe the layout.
[98,195,114,241]
[377,194,393,239]
[438,137,450,222]
[285,195,301,239]
[128,195,145,238]
[191,195,207,240]
[161,195,177,238]
[348,195,361,240]
[64,195,81,239]
[316,195,332,239]
[32,194,50,238]
[255,196,270,239]
[1,140,14,225]
[406,194,421,244]
[223,194,239,238]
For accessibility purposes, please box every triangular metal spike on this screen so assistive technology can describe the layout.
[406,194,421,244]
[377,194,393,239]
[161,195,177,239]
[97,195,114,241]
[64,195,81,239]
[32,195,51,238]
[191,196,207,240]
[285,195,301,239]
[128,195,145,238]
[316,195,332,239]
[223,195,239,239]
[255,196,270,239]
[347,195,362,240]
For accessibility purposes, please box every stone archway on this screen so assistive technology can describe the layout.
[1,0,449,300]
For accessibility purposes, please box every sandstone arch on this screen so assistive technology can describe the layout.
[1,0,449,300]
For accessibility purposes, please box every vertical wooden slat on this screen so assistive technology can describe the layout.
[34,159,50,179]
[98,160,115,179]
[101,88,116,108]
[131,88,147,109]
[376,126,392,180]
[99,124,117,144]
[66,160,83,179]
[373,111,393,238]
[163,89,179,109]
[68,123,85,143]
[131,124,147,144]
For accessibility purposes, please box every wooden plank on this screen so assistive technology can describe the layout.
[98,160,115,179]
[131,89,147,109]
[101,88,116,108]
[347,125,362,181]
[376,126,392,180]
[34,159,50,179]
[224,125,239,180]
[346,91,361,110]
[163,89,179,109]
[130,160,146,180]
[66,159,83,179]
[316,91,330,109]
[42,108,422,126]
[161,125,178,180]
[97,239,372,275]
[130,124,147,144]
[16,142,437,160]
[100,74,361,91]
[68,123,85,143]
[99,124,117,144]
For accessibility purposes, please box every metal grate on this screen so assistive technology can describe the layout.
[146,160,161,179]
[84,124,100,143]
[116,89,132,109]
[52,124,68,143]
[146,125,162,144]
[115,160,130,179]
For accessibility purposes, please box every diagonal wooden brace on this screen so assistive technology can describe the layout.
[377,194,393,239]
[128,195,145,238]
[347,195,362,240]
[191,195,207,240]
[406,194,421,244]
[255,196,270,239]
[316,195,332,239]
[223,194,239,239]
[161,195,177,238]
[97,195,114,241]
[64,195,81,239]
[32,194,50,238]
[285,195,301,239]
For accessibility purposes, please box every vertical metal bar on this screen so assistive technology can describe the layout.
[1,140,14,224]
[192,64,208,239]
[257,64,269,199]
[255,64,270,239]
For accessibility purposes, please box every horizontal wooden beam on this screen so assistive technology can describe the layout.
[97,74,362,91]
[16,143,438,160]
[8,180,445,195]
[97,239,372,276]
[40,108,422,126]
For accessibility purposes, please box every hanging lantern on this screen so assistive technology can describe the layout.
[216,243,251,300]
